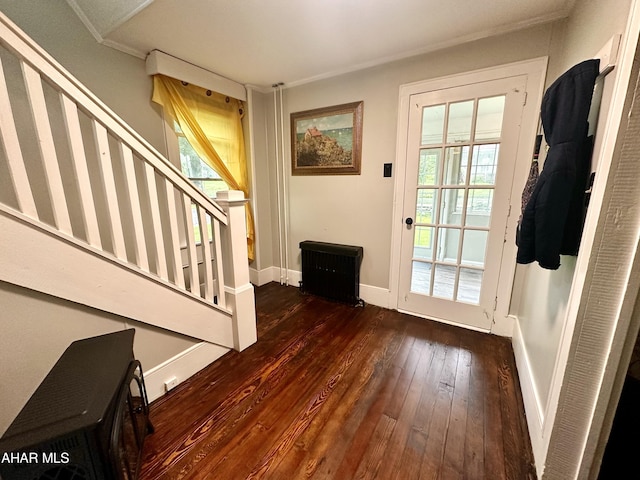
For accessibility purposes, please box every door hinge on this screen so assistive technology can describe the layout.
[523,91,528,106]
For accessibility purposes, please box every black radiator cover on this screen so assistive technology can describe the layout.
[299,241,364,306]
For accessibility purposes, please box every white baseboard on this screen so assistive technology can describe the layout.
[286,269,302,287]
[249,266,300,287]
[144,341,230,403]
[250,266,277,286]
[359,283,391,308]
[250,266,391,309]
[491,313,516,337]
[511,316,545,477]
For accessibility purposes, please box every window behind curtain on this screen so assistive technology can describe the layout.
[176,122,228,197]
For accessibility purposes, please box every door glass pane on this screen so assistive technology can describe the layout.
[436,227,460,263]
[413,227,434,260]
[406,85,511,311]
[470,144,500,185]
[446,100,474,144]
[411,261,432,295]
[418,148,441,185]
[433,264,455,300]
[421,104,445,145]
[475,96,506,141]
[439,189,464,226]
[443,146,470,185]
[416,189,437,223]
[466,189,493,226]
[457,268,483,304]
[461,230,488,267]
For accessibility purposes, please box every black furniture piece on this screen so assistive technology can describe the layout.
[300,240,364,306]
[0,329,153,480]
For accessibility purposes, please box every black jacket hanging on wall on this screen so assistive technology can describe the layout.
[516,59,600,270]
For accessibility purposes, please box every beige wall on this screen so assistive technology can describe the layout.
[265,22,559,290]
[247,89,275,271]
[0,281,199,436]
[0,0,167,155]
[513,0,632,412]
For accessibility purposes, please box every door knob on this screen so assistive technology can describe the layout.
[405,217,413,228]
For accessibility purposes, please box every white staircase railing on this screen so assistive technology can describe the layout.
[0,12,256,350]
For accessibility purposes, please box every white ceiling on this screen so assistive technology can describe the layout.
[67,0,577,89]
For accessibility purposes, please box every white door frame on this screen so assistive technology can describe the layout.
[389,57,548,335]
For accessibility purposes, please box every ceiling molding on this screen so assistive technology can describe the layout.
[283,10,569,90]
[101,38,147,60]
[245,84,277,95]
[99,0,155,36]
[65,0,155,38]
[65,0,104,43]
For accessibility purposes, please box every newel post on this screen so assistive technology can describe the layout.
[215,190,257,351]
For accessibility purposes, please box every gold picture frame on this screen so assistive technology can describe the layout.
[291,101,363,175]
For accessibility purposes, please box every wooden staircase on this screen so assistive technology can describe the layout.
[0,12,256,351]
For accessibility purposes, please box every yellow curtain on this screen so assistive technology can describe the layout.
[152,74,255,261]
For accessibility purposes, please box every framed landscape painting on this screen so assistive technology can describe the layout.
[291,101,363,175]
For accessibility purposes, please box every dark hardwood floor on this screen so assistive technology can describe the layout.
[139,283,535,480]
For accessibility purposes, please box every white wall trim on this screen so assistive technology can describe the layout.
[511,314,546,478]
[66,0,155,39]
[101,38,147,59]
[282,14,564,90]
[285,269,302,288]
[490,314,516,338]
[249,267,392,309]
[250,266,278,286]
[360,284,392,309]
[144,341,230,403]
[249,266,297,287]
[394,56,549,99]
[65,0,104,43]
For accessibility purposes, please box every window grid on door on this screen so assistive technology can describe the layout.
[411,95,505,304]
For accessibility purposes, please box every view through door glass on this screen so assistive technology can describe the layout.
[411,95,505,304]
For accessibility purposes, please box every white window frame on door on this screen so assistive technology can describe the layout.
[389,57,548,335]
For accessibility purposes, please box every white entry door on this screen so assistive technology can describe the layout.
[397,76,527,330]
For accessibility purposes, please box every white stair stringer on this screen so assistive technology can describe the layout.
[0,207,235,347]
